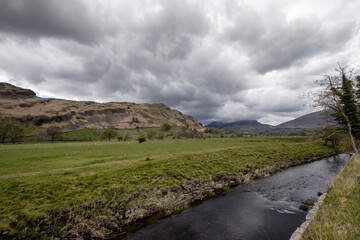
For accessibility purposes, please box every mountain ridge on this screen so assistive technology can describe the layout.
[0,82,204,131]
[207,119,273,132]
[275,110,334,129]
[206,110,335,132]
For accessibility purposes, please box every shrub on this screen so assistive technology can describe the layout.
[161,123,171,132]
[202,190,213,198]
[299,204,309,211]
[157,132,166,140]
[124,133,132,141]
[137,136,146,143]
[147,130,157,140]
[132,117,140,123]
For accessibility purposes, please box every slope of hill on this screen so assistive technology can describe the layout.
[206,110,336,133]
[207,120,273,132]
[0,82,204,130]
[275,110,334,129]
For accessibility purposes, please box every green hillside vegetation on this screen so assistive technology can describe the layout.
[1,118,209,143]
[0,137,335,239]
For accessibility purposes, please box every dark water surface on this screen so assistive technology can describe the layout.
[125,154,349,240]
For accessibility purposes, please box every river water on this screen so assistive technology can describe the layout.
[125,154,349,240]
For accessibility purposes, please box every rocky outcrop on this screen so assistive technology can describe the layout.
[0,83,36,99]
[0,82,204,131]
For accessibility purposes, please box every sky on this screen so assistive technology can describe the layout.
[0,0,359,125]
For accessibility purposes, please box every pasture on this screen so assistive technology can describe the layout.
[0,137,335,238]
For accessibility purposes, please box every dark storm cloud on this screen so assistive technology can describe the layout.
[224,3,356,73]
[0,0,104,43]
[132,0,210,62]
[0,0,359,125]
[252,20,355,73]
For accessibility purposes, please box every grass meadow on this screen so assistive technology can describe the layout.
[302,154,360,239]
[0,137,335,238]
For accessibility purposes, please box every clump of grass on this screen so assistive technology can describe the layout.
[202,190,213,198]
[303,155,360,239]
[301,197,316,206]
[299,197,316,211]
[299,204,309,211]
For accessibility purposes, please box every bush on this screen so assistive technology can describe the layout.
[132,117,139,123]
[157,132,166,140]
[124,133,132,141]
[174,127,203,139]
[299,204,309,211]
[137,136,146,143]
[161,123,171,132]
[147,130,157,140]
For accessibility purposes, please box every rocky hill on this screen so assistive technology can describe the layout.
[0,82,204,130]
[206,120,273,132]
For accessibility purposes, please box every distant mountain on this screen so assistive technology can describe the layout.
[275,110,334,129]
[207,120,273,132]
[0,82,204,131]
[206,110,335,133]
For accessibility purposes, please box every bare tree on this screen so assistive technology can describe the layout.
[0,119,11,144]
[8,123,24,144]
[0,119,25,144]
[311,66,359,153]
[46,126,62,143]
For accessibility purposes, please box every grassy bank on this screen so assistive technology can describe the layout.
[302,154,360,239]
[0,137,335,239]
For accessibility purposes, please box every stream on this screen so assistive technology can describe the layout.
[124,154,350,240]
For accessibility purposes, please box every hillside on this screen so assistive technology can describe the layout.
[275,110,334,129]
[0,82,204,130]
[207,120,273,132]
[206,110,336,133]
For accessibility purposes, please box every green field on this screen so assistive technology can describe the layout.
[0,137,335,239]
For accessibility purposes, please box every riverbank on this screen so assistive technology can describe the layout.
[0,138,335,239]
[302,154,360,239]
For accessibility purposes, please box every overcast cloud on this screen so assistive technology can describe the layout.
[0,0,359,125]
